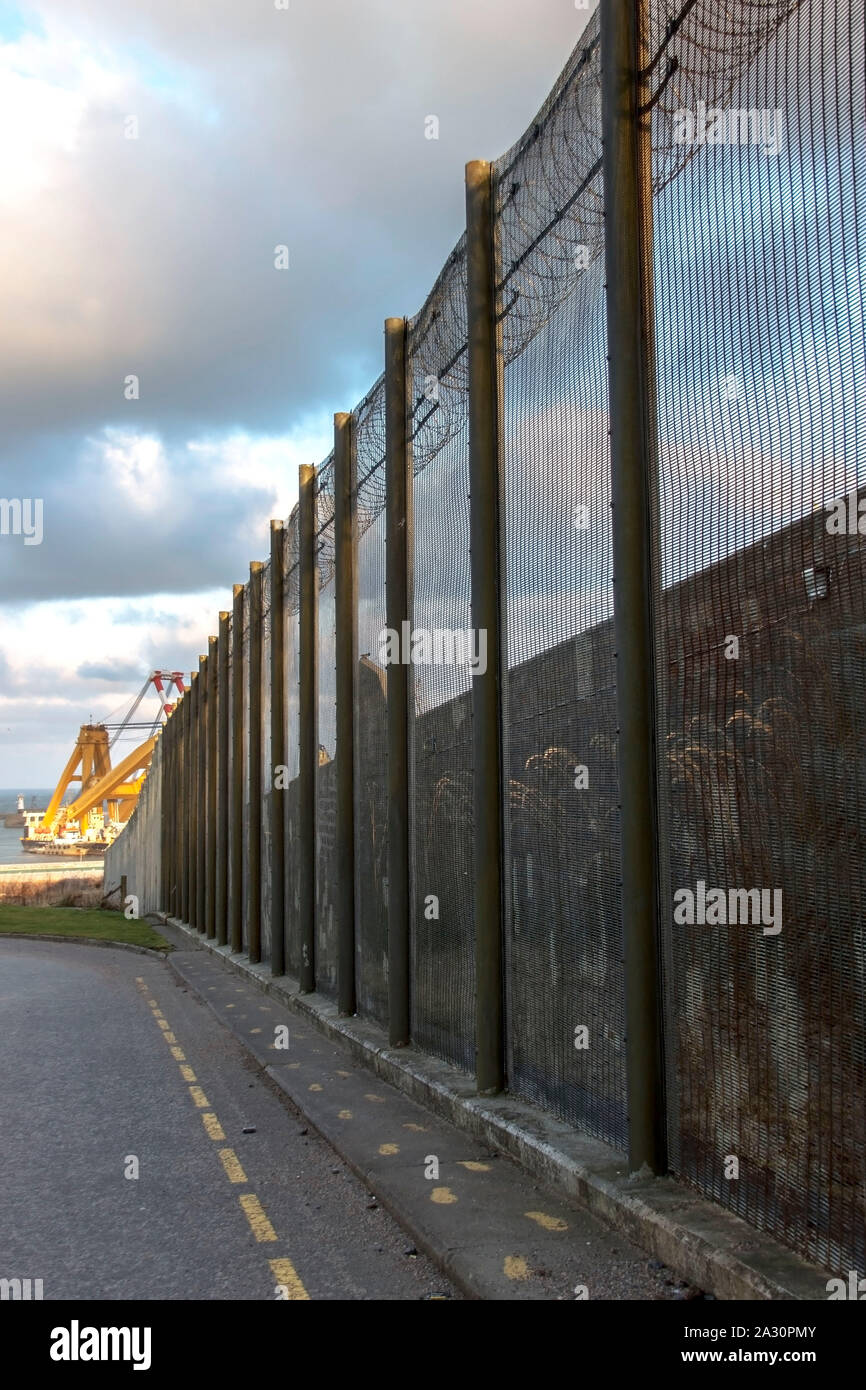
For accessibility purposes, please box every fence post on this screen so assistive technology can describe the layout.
[159,727,169,912]
[334,412,357,1016]
[196,653,207,933]
[206,634,218,938]
[230,585,245,953]
[183,682,193,924]
[179,692,187,922]
[465,160,506,1095]
[600,0,665,1174]
[248,561,264,964]
[270,522,287,976]
[172,711,181,916]
[167,714,178,917]
[174,700,183,917]
[216,613,230,946]
[188,670,199,929]
[384,318,411,1048]
[298,464,318,992]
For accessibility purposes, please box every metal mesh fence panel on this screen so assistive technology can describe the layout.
[260,560,272,965]
[240,583,250,953]
[225,618,235,931]
[494,14,627,1147]
[648,0,866,1272]
[354,377,389,1025]
[146,0,866,1277]
[284,511,302,978]
[315,456,338,998]
[408,239,475,1072]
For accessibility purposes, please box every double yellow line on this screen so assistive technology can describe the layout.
[135,977,309,1300]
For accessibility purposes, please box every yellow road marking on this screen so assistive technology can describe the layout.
[239,1194,277,1242]
[309,1083,323,1092]
[457,1160,491,1172]
[504,1256,530,1281]
[156,1019,170,1031]
[163,1032,177,1044]
[430,1187,458,1205]
[250,1028,262,1034]
[170,1046,186,1061]
[189,1085,210,1108]
[179,1065,197,1082]
[525,1210,568,1232]
[379,1143,399,1155]
[365,1093,385,1103]
[218,1148,248,1184]
[336,1070,350,1078]
[147,1000,159,1009]
[269,1258,310,1301]
[338,1110,352,1120]
[201,1112,225,1141]
[226,1004,236,1009]
[403,1123,427,1132]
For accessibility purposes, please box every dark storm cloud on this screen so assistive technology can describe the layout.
[1,0,586,442]
[76,660,148,681]
[0,0,591,603]
[0,430,276,600]
[0,0,596,781]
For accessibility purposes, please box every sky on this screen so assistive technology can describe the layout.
[0,0,597,785]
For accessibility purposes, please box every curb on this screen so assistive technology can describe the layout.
[164,917,831,1302]
[0,933,171,958]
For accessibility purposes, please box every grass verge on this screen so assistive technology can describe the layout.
[0,906,169,951]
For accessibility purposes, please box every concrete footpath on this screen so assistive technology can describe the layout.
[160,918,830,1302]
[164,938,702,1300]
[0,938,458,1300]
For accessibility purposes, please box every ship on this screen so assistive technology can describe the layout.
[21,672,185,858]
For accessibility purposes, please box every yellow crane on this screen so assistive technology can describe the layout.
[22,672,185,856]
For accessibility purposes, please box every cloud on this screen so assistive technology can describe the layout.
[0,0,597,780]
[0,0,591,444]
[0,588,229,781]
[0,416,330,601]
[76,660,145,681]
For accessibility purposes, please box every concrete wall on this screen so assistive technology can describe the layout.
[103,735,164,918]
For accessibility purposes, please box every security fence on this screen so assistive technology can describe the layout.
[108,0,865,1279]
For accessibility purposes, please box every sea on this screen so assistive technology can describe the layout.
[0,789,105,867]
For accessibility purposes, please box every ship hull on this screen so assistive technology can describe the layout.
[21,840,106,858]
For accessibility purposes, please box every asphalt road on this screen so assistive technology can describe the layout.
[0,939,457,1300]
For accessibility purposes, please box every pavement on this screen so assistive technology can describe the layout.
[161,926,702,1301]
[0,933,705,1301]
[0,938,455,1300]
[161,920,833,1303]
